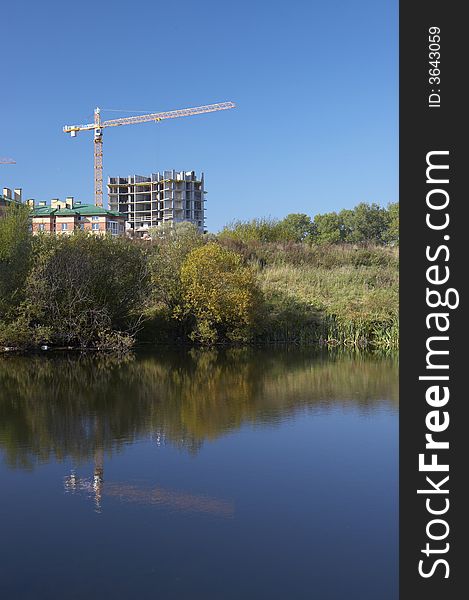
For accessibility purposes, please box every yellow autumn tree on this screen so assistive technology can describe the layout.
[179,243,263,345]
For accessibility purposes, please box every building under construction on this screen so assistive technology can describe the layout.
[108,170,205,235]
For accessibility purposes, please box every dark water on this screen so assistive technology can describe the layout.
[0,349,398,600]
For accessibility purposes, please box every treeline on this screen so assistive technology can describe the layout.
[0,204,398,352]
[219,202,399,245]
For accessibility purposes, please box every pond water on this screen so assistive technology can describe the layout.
[0,349,398,600]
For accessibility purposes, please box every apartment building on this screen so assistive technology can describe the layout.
[108,170,205,236]
[1,187,126,236]
[30,197,125,236]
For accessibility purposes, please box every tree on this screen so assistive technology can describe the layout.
[383,202,399,245]
[341,203,389,244]
[148,222,204,311]
[313,212,344,244]
[278,213,315,243]
[179,243,263,344]
[0,204,32,316]
[219,218,283,243]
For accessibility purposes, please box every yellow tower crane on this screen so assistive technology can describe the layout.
[63,101,235,207]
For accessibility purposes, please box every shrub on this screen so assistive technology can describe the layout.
[179,243,263,345]
[21,233,149,349]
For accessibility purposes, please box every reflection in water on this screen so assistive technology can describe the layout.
[63,445,234,517]
[64,474,234,518]
[104,483,234,517]
[64,447,105,512]
[0,349,398,600]
[0,348,398,470]
[104,484,234,517]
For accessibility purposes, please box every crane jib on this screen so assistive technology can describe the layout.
[101,102,236,128]
[62,101,236,207]
[64,102,235,133]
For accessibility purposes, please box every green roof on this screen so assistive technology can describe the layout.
[31,206,55,216]
[55,207,77,216]
[30,203,125,218]
[74,204,110,215]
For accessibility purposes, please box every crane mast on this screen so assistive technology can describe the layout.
[94,108,103,207]
[63,101,235,207]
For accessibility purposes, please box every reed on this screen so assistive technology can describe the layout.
[252,245,398,349]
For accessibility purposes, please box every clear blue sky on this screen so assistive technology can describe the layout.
[2,0,397,232]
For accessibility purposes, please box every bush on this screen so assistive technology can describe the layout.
[0,314,51,349]
[20,233,149,349]
[179,243,263,345]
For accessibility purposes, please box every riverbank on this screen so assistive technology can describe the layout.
[1,207,398,352]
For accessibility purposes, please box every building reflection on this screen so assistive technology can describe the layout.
[64,447,105,512]
[63,447,234,518]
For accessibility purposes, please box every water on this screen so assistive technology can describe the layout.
[0,349,398,600]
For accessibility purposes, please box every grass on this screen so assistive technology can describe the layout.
[230,243,399,350]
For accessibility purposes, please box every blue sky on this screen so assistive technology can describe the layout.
[2,0,397,231]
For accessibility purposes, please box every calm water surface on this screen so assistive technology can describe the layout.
[0,349,398,600]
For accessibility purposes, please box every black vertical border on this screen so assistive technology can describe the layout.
[400,2,466,598]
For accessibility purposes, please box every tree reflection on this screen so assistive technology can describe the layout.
[0,349,398,469]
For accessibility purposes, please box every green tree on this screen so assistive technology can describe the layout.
[179,243,263,345]
[383,202,399,245]
[278,213,316,243]
[336,209,354,243]
[219,218,283,243]
[0,204,32,315]
[148,222,204,310]
[313,212,344,244]
[342,203,389,244]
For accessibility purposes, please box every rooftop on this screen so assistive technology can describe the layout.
[31,203,125,218]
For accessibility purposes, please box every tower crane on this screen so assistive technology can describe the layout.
[63,101,235,207]
[0,158,16,164]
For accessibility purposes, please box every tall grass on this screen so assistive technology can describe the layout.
[226,243,400,350]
